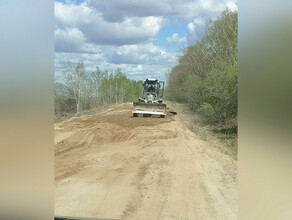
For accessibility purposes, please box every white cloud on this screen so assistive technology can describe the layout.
[108,43,176,65]
[227,1,238,12]
[54,0,237,82]
[55,2,94,27]
[167,33,187,47]
[54,0,237,50]
[182,0,237,21]
[137,65,143,70]
[88,0,182,22]
[55,27,85,52]
[185,0,237,45]
[54,43,179,82]
[80,16,163,45]
[55,2,163,46]
[88,0,234,22]
[187,18,206,45]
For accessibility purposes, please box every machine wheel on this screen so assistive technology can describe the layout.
[133,113,138,117]
[160,115,165,118]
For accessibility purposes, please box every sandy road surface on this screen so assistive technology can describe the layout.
[55,103,237,220]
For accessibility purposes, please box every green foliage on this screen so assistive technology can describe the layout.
[196,58,237,123]
[54,82,76,121]
[198,102,215,117]
[55,64,142,121]
[166,9,238,129]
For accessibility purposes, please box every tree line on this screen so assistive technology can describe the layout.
[55,62,142,121]
[165,10,238,130]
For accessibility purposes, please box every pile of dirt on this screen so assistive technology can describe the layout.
[54,103,237,220]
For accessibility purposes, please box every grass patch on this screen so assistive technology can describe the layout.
[167,101,237,159]
[54,103,121,123]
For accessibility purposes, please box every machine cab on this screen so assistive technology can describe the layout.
[143,78,164,98]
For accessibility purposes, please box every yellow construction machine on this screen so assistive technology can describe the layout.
[132,78,166,118]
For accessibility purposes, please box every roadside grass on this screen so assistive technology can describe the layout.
[167,101,238,159]
[54,103,121,123]
[54,111,75,123]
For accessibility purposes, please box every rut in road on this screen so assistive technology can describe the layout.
[55,103,237,220]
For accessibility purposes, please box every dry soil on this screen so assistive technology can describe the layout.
[55,103,237,220]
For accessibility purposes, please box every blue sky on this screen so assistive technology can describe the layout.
[153,23,188,52]
[54,0,237,82]
[56,0,83,5]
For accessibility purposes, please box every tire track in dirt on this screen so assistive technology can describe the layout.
[55,103,237,219]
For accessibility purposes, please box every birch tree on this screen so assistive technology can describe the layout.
[63,61,85,113]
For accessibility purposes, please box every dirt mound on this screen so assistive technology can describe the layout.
[55,103,176,154]
[55,103,237,220]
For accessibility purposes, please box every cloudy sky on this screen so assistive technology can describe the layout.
[55,0,237,82]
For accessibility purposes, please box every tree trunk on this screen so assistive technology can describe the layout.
[115,82,118,104]
[76,96,80,113]
[121,85,124,103]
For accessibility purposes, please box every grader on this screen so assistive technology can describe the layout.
[132,78,166,118]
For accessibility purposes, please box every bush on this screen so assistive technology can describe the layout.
[165,9,238,130]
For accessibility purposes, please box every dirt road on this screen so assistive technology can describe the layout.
[55,103,237,220]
